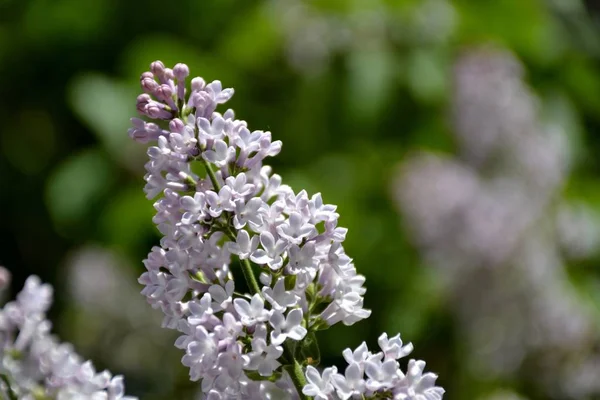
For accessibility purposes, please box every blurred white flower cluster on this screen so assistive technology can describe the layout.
[0,272,135,399]
[129,60,444,399]
[395,47,600,398]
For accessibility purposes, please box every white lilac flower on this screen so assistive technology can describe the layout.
[303,366,337,400]
[198,116,226,145]
[225,173,255,197]
[276,212,317,245]
[342,341,370,365]
[233,198,265,230]
[378,332,414,361]
[242,323,283,376]
[209,281,235,311]
[287,242,318,274]
[181,326,219,381]
[250,231,288,270]
[0,275,136,399]
[307,337,444,400]
[214,312,244,341]
[129,61,440,399]
[226,230,259,260]
[365,359,401,391]
[394,359,445,400]
[203,139,236,168]
[233,294,270,327]
[187,293,215,326]
[206,187,235,217]
[262,277,299,312]
[319,287,372,326]
[331,362,365,400]
[180,192,208,224]
[269,308,307,345]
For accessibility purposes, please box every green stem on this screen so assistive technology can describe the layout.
[221,226,262,297]
[284,358,310,400]
[240,258,262,297]
[202,158,221,190]
[0,374,18,400]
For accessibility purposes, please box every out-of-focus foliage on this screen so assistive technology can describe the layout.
[1,0,600,398]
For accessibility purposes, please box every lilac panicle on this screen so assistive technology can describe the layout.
[129,60,444,399]
[0,272,136,399]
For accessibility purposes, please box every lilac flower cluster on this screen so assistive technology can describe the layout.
[130,60,443,399]
[303,333,444,400]
[0,275,135,399]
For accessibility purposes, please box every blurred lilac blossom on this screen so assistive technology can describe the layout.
[0,273,136,399]
[395,47,600,398]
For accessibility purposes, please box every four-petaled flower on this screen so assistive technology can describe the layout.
[250,231,288,270]
[269,308,307,345]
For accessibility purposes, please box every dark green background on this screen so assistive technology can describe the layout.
[1,0,600,398]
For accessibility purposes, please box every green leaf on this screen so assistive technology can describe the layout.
[245,370,282,382]
[68,73,140,166]
[299,332,320,366]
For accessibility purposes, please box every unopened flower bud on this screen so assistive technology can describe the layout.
[136,94,151,114]
[141,77,159,94]
[174,63,190,101]
[191,77,206,92]
[164,68,175,81]
[169,118,185,133]
[173,63,190,81]
[150,60,165,77]
[155,84,173,102]
[146,103,172,119]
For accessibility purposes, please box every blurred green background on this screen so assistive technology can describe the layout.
[2,0,600,399]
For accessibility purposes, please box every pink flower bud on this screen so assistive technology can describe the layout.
[136,94,151,114]
[169,118,185,133]
[174,63,190,101]
[146,104,172,119]
[155,84,173,102]
[191,77,206,92]
[150,60,165,76]
[173,63,190,81]
[164,68,175,81]
[141,77,159,94]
